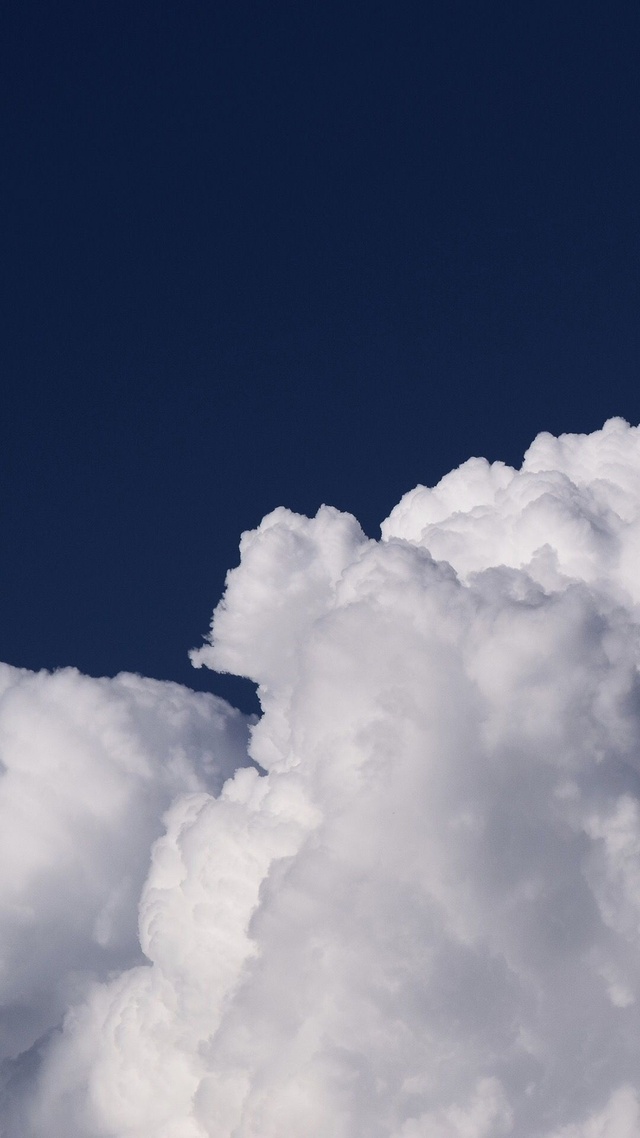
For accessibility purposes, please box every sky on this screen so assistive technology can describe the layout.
[2,1,640,709]
[4,4,640,1136]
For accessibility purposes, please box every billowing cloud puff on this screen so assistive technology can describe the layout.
[0,668,250,1117]
[4,418,640,1136]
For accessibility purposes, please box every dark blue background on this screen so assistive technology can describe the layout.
[2,1,639,711]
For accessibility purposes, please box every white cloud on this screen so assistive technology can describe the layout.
[4,419,640,1135]
[0,667,250,1111]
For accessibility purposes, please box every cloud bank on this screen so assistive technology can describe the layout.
[4,418,640,1136]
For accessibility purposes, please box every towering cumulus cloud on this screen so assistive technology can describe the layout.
[3,419,640,1136]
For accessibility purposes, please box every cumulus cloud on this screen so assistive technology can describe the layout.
[0,667,250,1115]
[4,418,640,1136]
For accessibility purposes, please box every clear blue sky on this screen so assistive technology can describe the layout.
[2,0,639,711]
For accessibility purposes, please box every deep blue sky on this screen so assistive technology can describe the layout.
[2,1,640,711]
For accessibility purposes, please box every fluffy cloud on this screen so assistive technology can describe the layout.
[4,418,640,1136]
[0,667,250,1118]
